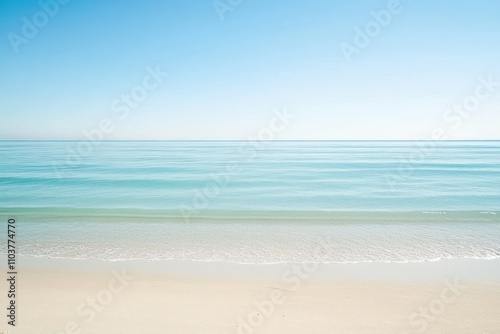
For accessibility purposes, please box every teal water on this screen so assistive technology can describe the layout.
[0,141,499,263]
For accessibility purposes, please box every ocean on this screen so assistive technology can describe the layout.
[0,140,499,263]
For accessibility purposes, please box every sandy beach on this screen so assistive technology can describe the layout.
[2,257,499,334]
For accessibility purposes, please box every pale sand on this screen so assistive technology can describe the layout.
[3,259,500,333]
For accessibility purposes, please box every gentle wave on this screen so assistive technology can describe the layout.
[1,208,499,223]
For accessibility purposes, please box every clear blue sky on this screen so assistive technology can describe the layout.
[1,0,499,140]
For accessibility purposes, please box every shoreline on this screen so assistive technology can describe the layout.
[5,255,500,282]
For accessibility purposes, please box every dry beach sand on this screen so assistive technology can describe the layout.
[1,257,500,334]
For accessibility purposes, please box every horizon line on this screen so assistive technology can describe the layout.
[1,139,500,142]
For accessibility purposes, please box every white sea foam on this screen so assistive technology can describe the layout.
[2,219,499,264]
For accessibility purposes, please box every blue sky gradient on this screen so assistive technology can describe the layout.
[1,0,499,139]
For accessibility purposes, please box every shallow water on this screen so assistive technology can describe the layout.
[1,140,499,263]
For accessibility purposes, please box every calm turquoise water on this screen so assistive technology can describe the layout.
[0,141,499,263]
